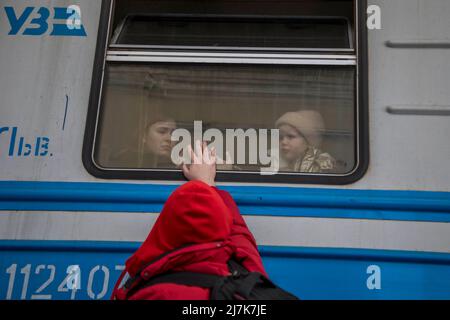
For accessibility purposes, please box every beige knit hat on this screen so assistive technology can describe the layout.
[275,110,325,148]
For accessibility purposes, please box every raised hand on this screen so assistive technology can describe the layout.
[181,140,217,186]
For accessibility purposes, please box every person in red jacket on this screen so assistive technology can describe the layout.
[112,141,286,300]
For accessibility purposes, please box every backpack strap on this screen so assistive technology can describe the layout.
[227,259,249,276]
[125,271,225,299]
[124,259,299,300]
[230,272,264,299]
[136,269,266,300]
[141,272,222,289]
[124,259,253,300]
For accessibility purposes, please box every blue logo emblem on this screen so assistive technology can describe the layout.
[4,5,87,37]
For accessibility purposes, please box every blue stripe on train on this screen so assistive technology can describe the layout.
[0,240,449,300]
[1,181,450,222]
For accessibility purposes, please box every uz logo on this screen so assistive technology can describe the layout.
[4,5,87,36]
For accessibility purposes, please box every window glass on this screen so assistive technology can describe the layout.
[86,0,363,181]
[94,63,355,174]
[114,15,352,49]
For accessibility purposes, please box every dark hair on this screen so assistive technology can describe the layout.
[144,106,176,133]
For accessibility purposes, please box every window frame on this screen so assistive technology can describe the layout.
[83,0,369,185]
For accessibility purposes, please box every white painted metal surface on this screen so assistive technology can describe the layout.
[1,211,449,253]
[0,0,449,255]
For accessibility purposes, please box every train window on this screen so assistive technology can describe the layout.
[111,15,352,49]
[83,0,368,184]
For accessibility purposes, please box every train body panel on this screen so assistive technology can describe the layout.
[2,240,450,300]
[1,0,450,300]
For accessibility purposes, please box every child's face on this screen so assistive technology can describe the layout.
[144,121,176,158]
[279,124,309,162]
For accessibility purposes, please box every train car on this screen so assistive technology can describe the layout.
[1,0,449,300]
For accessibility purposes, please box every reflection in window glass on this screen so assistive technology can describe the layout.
[115,15,351,49]
[94,63,355,174]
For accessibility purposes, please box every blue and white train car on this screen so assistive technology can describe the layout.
[1,0,449,300]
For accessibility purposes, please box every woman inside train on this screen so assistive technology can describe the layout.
[110,112,177,168]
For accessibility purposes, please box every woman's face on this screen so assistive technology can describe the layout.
[144,121,176,158]
[278,124,309,162]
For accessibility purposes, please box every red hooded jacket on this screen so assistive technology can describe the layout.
[112,180,267,300]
